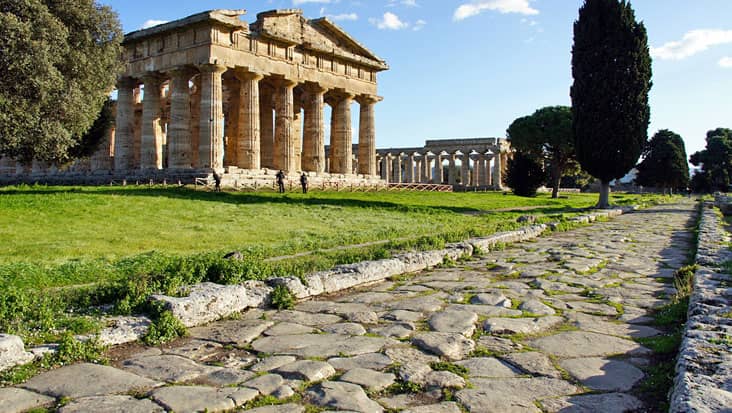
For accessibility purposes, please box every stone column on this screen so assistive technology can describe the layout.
[190,76,201,168]
[260,83,275,169]
[141,74,164,170]
[223,76,240,168]
[461,154,470,186]
[356,95,379,176]
[302,83,326,173]
[114,77,136,171]
[329,92,354,175]
[414,157,422,182]
[493,153,503,189]
[381,155,391,183]
[422,155,431,183]
[472,156,481,187]
[482,156,492,186]
[273,79,298,172]
[405,154,414,183]
[448,155,456,185]
[393,155,402,183]
[167,68,194,169]
[293,95,303,172]
[198,64,226,170]
[235,70,264,170]
[435,154,443,184]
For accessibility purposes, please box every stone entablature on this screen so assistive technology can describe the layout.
[375,138,512,189]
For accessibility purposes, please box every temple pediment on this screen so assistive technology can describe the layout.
[253,9,388,70]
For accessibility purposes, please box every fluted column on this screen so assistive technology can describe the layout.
[329,91,354,175]
[356,95,379,176]
[448,155,456,185]
[493,153,503,189]
[482,156,492,186]
[393,155,402,183]
[114,77,136,171]
[404,154,414,183]
[197,64,226,170]
[223,76,240,168]
[472,156,481,187]
[260,83,275,169]
[141,74,164,170]
[435,155,443,184]
[461,154,471,186]
[273,79,298,172]
[422,155,431,183]
[234,71,264,170]
[381,155,391,183]
[167,68,194,169]
[302,84,326,173]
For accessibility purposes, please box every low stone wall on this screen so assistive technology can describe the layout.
[0,207,627,373]
[670,202,732,412]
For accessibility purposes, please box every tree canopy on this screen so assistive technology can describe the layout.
[689,128,732,192]
[635,129,689,192]
[571,0,652,207]
[506,106,574,199]
[504,152,545,197]
[0,0,123,164]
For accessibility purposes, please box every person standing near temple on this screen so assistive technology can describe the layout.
[276,170,285,193]
[300,172,308,194]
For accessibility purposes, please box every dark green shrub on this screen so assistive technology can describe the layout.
[504,152,546,197]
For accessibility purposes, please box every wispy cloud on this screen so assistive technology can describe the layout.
[140,19,168,30]
[293,0,336,5]
[413,19,427,31]
[388,0,418,7]
[651,29,732,60]
[327,13,358,21]
[369,12,408,30]
[720,56,732,68]
[454,0,538,21]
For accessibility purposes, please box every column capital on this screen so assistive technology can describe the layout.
[235,69,265,82]
[302,81,328,95]
[355,94,383,105]
[197,63,228,74]
[272,77,298,89]
[326,89,355,104]
[116,76,137,89]
[167,66,197,79]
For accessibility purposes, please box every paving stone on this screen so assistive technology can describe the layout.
[378,392,443,410]
[306,381,384,412]
[0,334,34,372]
[565,301,619,316]
[402,402,463,413]
[249,356,297,373]
[251,334,388,358]
[483,316,564,335]
[268,310,343,326]
[381,310,424,323]
[274,360,336,381]
[328,353,393,371]
[386,295,445,312]
[501,352,561,378]
[369,322,416,339]
[470,292,512,307]
[454,357,521,378]
[121,354,215,383]
[559,357,645,391]
[188,319,274,347]
[243,374,284,395]
[532,279,584,294]
[340,367,396,391]
[264,322,316,336]
[427,310,478,337]
[22,363,158,398]
[412,332,475,361]
[475,336,524,353]
[445,304,522,317]
[150,385,257,413]
[195,368,256,387]
[519,299,556,315]
[421,370,466,389]
[384,346,440,365]
[456,377,581,412]
[540,392,643,413]
[164,339,225,361]
[271,385,296,399]
[0,388,55,413]
[58,395,164,413]
[245,404,305,413]
[567,311,661,338]
[530,331,651,358]
[322,322,367,335]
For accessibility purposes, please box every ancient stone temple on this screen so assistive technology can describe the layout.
[0,8,388,186]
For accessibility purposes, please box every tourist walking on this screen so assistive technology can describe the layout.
[213,171,222,192]
[276,170,285,193]
[300,173,309,194]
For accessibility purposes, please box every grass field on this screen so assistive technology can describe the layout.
[0,185,671,349]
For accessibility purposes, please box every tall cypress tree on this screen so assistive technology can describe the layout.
[571,0,652,208]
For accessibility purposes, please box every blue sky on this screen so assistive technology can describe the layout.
[100,0,732,159]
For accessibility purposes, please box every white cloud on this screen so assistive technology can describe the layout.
[720,56,732,68]
[454,0,538,21]
[327,13,358,21]
[388,0,418,6]
[293,0,335,5]
[651,29,732,60]
[369,12,408,30]
[413,19,427,31]
[140,20,168,30]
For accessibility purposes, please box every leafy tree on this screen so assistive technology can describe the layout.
[504,152,545,197]
[506,106,574,199]
[689,128,732,192]
[68,98,115,159]
[571,0,652,208]
[635,129,689,193]
[689,170,711,194]
[0,0,123,164]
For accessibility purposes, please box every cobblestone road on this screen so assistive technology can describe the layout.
[3,201,697,413]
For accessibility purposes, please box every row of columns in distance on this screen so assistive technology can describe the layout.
[378,151,507,187]
[114,64,381,175]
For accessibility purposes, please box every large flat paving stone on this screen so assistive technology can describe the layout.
[428,310,478,337]
[412,332,475,361]
[121,354,215,382]
[559,357,644,391]
[58,395,164,413]
[245,404,305,413]
[268,310,343,326]
[402,402,463,413]
[188,319,274,346]
[150,385,257,413]
[306,381,383,412]
[274,360,336,381]
[328,352,393,371]
[529,331,651,358]
[501,352,561,378]
[0,388,55,413]
[454,357,521,378]
[385,295,446,312]
[340,367,396,391]
[540,392,643,413]
[483,316,564,335]
[22,363,158,398]
[251,334,389,358]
